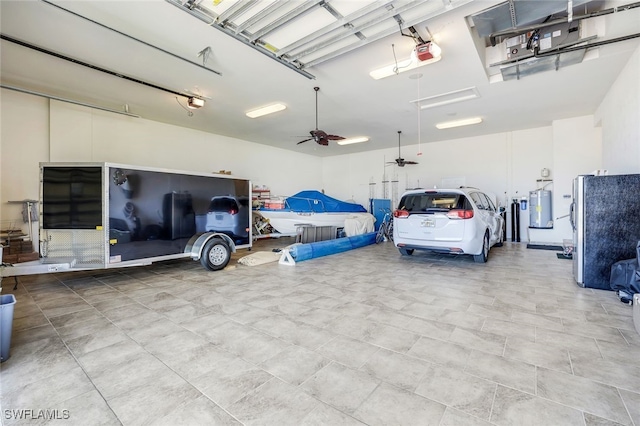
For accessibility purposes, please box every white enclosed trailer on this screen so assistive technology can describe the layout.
[1,162,252,280]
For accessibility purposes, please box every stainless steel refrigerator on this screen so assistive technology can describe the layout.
[571,174,640,289]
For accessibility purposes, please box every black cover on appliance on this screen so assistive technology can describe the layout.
[609,240,640,294]
[582,175,640,289]
[163,192,196,240]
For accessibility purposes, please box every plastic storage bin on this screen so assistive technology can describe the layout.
[1,294,17,362]
[297,225,337,244]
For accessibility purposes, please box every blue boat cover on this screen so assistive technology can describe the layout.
[290,232,376,262]
[277,190,367,213]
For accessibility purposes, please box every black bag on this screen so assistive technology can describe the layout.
[609,240,640,304]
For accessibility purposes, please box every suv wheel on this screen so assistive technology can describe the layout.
[473,232,489,263]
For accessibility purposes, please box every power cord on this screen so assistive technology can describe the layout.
[175,97,194,117]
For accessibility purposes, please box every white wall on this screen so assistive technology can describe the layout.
[0,90,50,247]
[46,98,324,196]
[544,116,602,245]
[595,45,640,174]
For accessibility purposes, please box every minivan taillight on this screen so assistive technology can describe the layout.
[393,209,409,218]
[229,208,238,215]
[446,209,474,219]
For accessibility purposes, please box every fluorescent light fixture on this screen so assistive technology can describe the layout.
[435,117,483,130]
[246,103,286,118]
[369,45,442,80]
[187,97,205,109]
[337,136,369,145]
[410,87,480,110]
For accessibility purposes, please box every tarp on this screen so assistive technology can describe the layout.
[344,214,375,237]
[289,232,376,262]
[281,190,367,213]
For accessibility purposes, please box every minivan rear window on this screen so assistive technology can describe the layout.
[209,197,238,212]
[399,192,471,213]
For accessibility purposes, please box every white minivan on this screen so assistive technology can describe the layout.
[205,195,250,243]
[393,187,504,263]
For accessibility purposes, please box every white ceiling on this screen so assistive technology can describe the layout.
[1,0,639,158]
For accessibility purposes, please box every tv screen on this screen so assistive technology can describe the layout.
[42,166,103,229]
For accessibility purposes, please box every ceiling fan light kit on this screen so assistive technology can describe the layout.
[246,103,286,118]
[435,117,483,129]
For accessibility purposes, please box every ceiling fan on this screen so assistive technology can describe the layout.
[387,131,418,167]
[297,87,345,146]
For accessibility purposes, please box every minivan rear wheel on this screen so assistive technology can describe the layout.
[399,248,414,256]
[473,232,489,263]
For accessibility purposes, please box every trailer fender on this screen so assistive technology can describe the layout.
[186,232,236,261]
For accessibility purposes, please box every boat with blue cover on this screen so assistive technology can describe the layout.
[256,190,371,235]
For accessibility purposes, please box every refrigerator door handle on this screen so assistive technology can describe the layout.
[569,201,575,230]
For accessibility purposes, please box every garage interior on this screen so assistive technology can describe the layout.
[1,0,640,425]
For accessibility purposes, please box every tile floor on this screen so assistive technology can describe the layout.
[1,239,638,426]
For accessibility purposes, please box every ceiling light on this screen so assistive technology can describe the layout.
[187,97,205,109]
[245,103,286,118]
[337,136,370,145]
[369,44,442,80]
[411,87,480,110]
[435,117,483,129]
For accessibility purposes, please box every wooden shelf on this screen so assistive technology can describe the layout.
[252,189,271,199]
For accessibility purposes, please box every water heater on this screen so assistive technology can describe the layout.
[529,190,553,228]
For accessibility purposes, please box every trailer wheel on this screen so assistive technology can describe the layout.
[200,238,231,271]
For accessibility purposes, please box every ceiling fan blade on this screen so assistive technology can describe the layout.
[297,138,313,145]
[325,134,345,140]
[405,161,419,165]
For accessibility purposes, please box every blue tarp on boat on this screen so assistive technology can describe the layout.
[271,190,367,213]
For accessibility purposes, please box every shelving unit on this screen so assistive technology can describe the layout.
[1,219,36,264]
[252,188,271,208]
